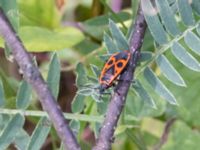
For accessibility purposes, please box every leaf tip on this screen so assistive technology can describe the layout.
[170,99,179,106]
[179,81,187,87]
[152,103,157,109]
[108,19,114,25]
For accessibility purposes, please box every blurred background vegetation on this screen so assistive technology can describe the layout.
[0,0,200,150]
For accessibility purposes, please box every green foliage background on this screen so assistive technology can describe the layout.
[0,0,200,150]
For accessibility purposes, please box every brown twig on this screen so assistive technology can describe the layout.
[154,118,176,150]
[92,2,147,150]
[0,8,80,150]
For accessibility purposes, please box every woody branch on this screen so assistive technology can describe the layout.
[0,8,80,150]
[92,2,147,150]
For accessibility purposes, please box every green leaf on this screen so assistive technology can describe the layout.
[47,53,60,98]
[4,44,12,60]
[82,24,107,40]
[125,129,148,150]
[103,32,118,54]
[140,51,153,62]
[90,64,101,77]
[100,0,128,30]
[94,122,101,138]
[27,117,51,150]
[133,80,156,108]
[109,19,129,50]
[155,0,180,36]
[168,0,177,6]
[184,31,200,55]
[71,94,85,113]
[92,92,102,102]
[77,88,94,96]
[99,54,112,62]
[75,63,88,87]
[115,125,135,136]
[0,69,17,99]
[84,11,130,26]
[156,55,186,86]
[27,53,60,150]
[191,0,200,15]
[74,39,100,55]
[169,0,178,13]
[97,99,109,115]
[19,0,61,28]
[29,53,60,149]
[0,114,10,130]
[16,80,32,109]
[162,121,200,150]
[87,76,98,83]
[0,80,5,107]
[196,24,200,37]
[59,143,64,150]
[0,26,84,52]
[0,114,24,150]
[177,0,195,26]
[69,120,80,135]
[0,115,3,129]
[141,0,168,45]
[141,117,164,137]
[14,129,30,150]
[0,0,18,31]
[0,0,18,57]
[125,87,166,119]
[171,42,200,72]
[144,67,177,105]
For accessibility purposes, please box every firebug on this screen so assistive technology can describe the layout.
[99,50,131,94]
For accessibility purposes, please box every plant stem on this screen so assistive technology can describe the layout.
[0,108,103,122]
[0,8,80,150]
[154,118,176,150]
[92,2,147,150]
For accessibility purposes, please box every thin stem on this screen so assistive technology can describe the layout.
[0,108,103,123]
[0,8,80,150]
[154,118,176,150]
[92,2,147,150]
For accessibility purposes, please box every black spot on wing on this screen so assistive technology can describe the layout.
[117,62,123,68]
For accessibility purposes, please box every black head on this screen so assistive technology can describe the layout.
[99,84,108,95]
